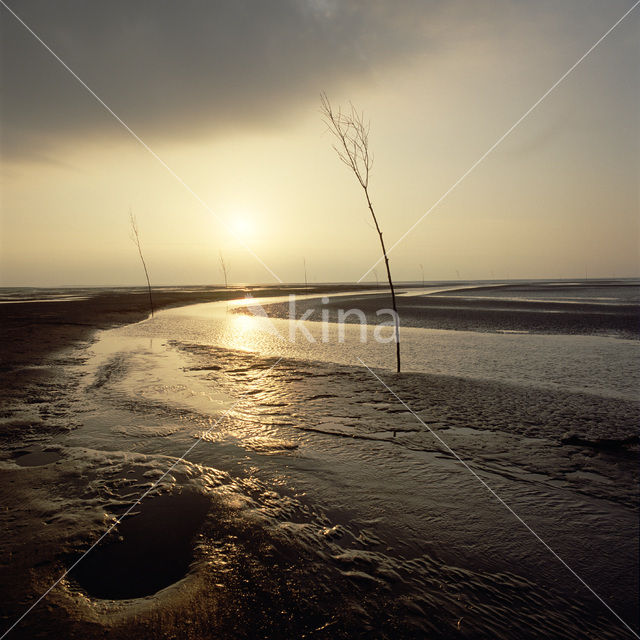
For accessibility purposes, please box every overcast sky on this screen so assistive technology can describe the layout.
[1,0,638,286]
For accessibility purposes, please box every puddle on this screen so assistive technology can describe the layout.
[70,491,211,599]
[13,447,62,467]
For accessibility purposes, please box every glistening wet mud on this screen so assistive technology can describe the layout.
[1,283,638,639]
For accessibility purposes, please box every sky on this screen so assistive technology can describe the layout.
[1,0,638,286]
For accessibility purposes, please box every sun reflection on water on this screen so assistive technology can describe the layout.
[220,311,286,353]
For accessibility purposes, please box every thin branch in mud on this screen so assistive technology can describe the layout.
[320,92,401,372]
[219,251,229,288]
[129,211,154,318]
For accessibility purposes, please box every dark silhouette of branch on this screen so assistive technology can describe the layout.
[219,251,229,288]
[320,92,401,372]
[129,211,154,318]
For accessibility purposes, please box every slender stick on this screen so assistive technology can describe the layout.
[219,251,229,288]
[304,257,308,293]
[362,188,400,372]
[129,211,154,318]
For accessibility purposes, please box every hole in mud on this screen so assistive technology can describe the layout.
[70,491,210,599]
[13,447,62,467]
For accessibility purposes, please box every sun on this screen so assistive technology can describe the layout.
[229,215,254,237]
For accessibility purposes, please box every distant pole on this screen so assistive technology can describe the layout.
[419,263,424,287]
[129,211,154,318]
[219,252,229,288]
[304,257,308,293]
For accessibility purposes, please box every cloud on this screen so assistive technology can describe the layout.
[3,0,635,162]
[0,0,443,159]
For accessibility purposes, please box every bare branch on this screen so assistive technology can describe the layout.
[320,93,400,372]
[129,210,154,317]
[320,92,372,190]
[219,251,229,288]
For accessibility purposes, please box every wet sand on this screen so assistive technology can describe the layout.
[0,284,365,367]
[0,282,638,639]
[0,285,360,442]
[256,281,640,338]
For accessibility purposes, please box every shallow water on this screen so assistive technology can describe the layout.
[120,297,639,400]
[2,293,638,639]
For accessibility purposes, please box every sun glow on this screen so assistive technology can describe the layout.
[229,215,255,237]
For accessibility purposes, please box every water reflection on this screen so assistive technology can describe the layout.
[146,299,640,400]
[221,312,284,353]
